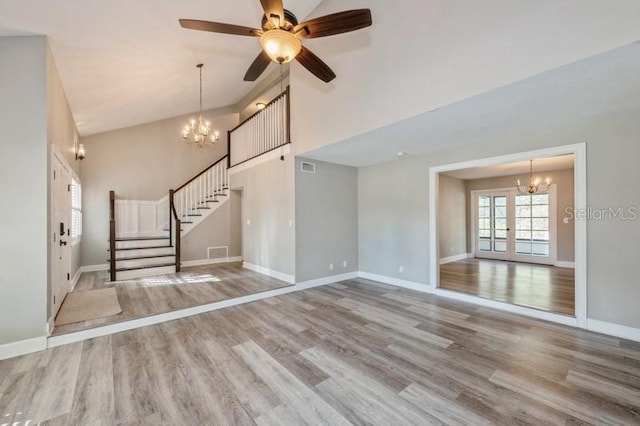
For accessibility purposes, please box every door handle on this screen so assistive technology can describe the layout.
[60,240,67,247]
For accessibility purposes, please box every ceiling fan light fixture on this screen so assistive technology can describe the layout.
[260,29,301,64]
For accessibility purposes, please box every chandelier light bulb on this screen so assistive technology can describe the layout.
[517,160,551,195]
[182,64,218,148]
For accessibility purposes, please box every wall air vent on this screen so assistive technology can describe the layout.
[300,161,316,174]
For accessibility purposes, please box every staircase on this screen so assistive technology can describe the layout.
[108,156,229,281]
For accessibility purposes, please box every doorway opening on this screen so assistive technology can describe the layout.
[429,144,587,327]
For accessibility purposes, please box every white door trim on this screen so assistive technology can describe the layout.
[429,143,587,328]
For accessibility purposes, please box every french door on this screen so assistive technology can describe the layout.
[473,187,556,265]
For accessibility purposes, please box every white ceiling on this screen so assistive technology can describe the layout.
[302,41,640,167]
[0,0,323,135]
[443,155,574,180]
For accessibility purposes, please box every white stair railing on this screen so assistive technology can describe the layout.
[229,87,290,167]
[173,156,228,222]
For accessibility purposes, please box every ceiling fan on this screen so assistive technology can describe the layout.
[179,0,372,83]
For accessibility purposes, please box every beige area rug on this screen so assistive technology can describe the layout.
[55,288,122,326]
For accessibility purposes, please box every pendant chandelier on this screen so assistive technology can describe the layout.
[517,160,550,194]
[182,63,219,147]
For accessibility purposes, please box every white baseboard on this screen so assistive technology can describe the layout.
[0,336,47,361]
[434,288,578,327]
[358,271,433,293]
[587,319,640,342]
[80,264,109,272]
[555,261,576,268]
[295,272,359,288]
[243,262,295,284]
[70,267,82,292]
[182,256,243,267]
[439,253,472,265]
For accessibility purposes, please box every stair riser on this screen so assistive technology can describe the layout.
[116,257,176,269]
[115,240,171,249]
[115,266,176,281]
[115,247,174,259]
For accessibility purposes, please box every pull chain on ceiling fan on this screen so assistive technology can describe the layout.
[179,0,372,83]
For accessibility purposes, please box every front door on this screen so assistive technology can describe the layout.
[52,155,71,318]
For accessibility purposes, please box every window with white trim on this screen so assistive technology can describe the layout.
[71,178,82,242]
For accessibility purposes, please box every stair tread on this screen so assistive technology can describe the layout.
[116,262,175,272]
[112,245,173,251]
[111,254,175,261]
[115,236,169,242]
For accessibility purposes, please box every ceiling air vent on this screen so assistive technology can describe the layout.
[300,161,316,174]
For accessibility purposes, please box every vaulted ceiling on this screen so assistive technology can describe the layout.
[0,0,323,135]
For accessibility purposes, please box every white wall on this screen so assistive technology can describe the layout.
[0,36,48,344]
[295,158,358,281]
[79,109,238,266]
[291,0,640,157]
[359,106,640,329]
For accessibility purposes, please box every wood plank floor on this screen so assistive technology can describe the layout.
[53,262,291,335]
[3,278,639,424]
[440,258,575,315]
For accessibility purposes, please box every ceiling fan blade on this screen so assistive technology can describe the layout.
[259,0,285,27]
[295,46,336,83]
[179,19,262,37]
[294,9,372,39]
[244,51,272,81]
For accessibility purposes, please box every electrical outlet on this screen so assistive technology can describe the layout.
[246,219,251,226]
[399,265,404,273]
[288,219,293,227]
[329,263,334,270]
[343,260,347,268]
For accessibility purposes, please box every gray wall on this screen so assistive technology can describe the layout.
[0,36,48,344]
[181,195,242,261]
[464,168,575,262]
[230,156,295,278]
[79,109,238,266]
[438,175,467,259]
[295,158,359,282]
[359,106,640,329]
[46,43,82,320]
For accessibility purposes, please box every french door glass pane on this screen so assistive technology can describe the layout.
[515,193,550,257]
[478,195,507,253]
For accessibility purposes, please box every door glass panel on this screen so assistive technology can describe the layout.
[477,194,508,254]
[515,193,549,257]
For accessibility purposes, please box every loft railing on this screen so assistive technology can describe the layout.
[169,155,229,270]
[229,86,290,168]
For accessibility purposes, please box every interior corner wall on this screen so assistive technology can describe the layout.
[438,175,467,259]
[0,36,48,345]
[295,158,358,282]
[229,156,295,278]
[78,109,238,267]
[464,168,575,262]
[358,106,640,329]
